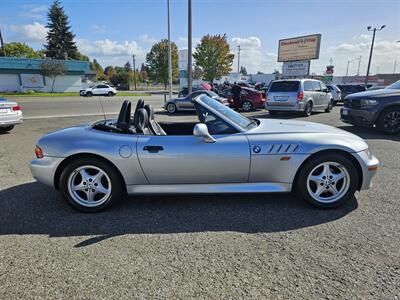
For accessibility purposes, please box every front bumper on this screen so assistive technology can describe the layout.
[340,107,377,126]
[0,112,23,127]
[30,156,64,187]
[351,150,379,190]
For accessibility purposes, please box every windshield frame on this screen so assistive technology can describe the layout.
[385,80,400,90]
[194,95,258,132]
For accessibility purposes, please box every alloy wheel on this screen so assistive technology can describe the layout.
[306,162,350,204]
[242,101,252,112]
[67,165,112,208]
[383,110,400,133]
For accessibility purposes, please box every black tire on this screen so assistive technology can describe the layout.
[376,106,400,134]
[241,101,253,112]
[325,99,333,113]
[269,110,278,116]
[0,125,14,133]
[303,102,313,117]
[59,157,123,212]
[166,103,177,114]
[107,91,113,97]
[86,92,93,97]
[295,152,358,209]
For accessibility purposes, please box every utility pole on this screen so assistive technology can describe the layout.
[357,56,361,76]
[365,25,385,86]
[187,0,192,94]
[132,54,137,91]
[394,60,397,74]
[0,26,6,56]
[167,0,172,99]
[346,57,361,77]
[237,45,241,73]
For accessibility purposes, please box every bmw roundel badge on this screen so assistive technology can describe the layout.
[253,146,261,153]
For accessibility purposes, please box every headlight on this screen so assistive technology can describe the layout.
[360,99,378,106]
[363,148,373,160]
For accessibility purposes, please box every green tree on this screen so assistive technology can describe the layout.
[193,34,234,82]
[145,39,178,89]
[45,0,79,59]
[240,66,248,76]
[3,42,45,58]
[39,60,66,92]
[104,66,115,78]
[124,61,132,72]
[92,58,107,80]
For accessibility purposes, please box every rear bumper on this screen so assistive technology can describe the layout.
[30,156,64,187]
[340,107,377,126]
[0,112,23,127]
[265,101,305,112]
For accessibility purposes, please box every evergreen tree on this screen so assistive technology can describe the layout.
[45,0,78,59]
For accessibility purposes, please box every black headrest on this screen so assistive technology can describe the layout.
[135,99,144,112]
[144,104,154,120]
[117,100,131,132]
[134,108,149,133]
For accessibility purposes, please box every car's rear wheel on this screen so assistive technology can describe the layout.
[86,92,93,97]
[377,106,400,134]
[325,99,333,113]
[295,153,358,208]
[108,91,113,97]
[303,102,313,117]
[59,157,123,212]
[0,125,14,133]
[166,103,177,114]
[242,101,253,112]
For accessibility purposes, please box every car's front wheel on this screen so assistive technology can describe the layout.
[0,125,14,133]
[377,106,400,134]
[59,157,123,212]
[108,91,114,97]
[166,103,177,114]
[86,91,93,97]
[295,153,358,208]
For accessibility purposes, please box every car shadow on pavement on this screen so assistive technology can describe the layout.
[0,182,358,247]
[336,125,400,142]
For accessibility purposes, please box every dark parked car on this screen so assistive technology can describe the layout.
[222,87,265,112]
[337,84,367,102]
[340,80,400,134]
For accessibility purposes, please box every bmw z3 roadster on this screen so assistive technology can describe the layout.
[30,95,379,212]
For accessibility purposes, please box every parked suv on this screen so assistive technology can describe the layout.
[265,79,334,116]
[340,80,400,134]
[80,84,117,97]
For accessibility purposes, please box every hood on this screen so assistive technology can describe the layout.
[346,88,400,99]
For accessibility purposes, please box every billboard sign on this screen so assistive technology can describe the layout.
[282,60,310,77]
[278,34,321,62]
[20,73,45,92]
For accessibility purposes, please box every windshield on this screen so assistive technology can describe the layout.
[385,80,400,90]
[198,95,255,129]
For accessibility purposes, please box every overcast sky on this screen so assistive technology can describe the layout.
[1,0,399,75]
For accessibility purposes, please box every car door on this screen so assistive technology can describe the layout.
[319,82,330,106]
[92,85,102,95]
[136,111,250,184]
[311,81,323,107]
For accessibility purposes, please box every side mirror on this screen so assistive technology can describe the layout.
[323,88,329,93]
[193,123,216,143]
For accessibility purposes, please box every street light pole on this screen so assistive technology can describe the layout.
[237,45,241,73]
[357,56,361,76]
[132,54,137,91]
[0,26,6,56]
[167,0,172,99]
[365,25,385,86]
[187,0,192,94]
[346,57,361,77]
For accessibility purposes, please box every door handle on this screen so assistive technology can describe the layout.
[143,145,164,153]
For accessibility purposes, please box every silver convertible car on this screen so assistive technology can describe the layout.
[30,95,379,212]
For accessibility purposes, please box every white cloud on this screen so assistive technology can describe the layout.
[18,5,47,20]
[91,25,107,34]
[176,37,201,49]
[230,36,281,73]
[138,34,157,45]
[76,38,147,67]
[9,22,47,43]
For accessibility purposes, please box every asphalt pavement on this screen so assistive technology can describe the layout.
[0,98,399,299]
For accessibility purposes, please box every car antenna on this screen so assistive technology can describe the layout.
[98,96,107,123]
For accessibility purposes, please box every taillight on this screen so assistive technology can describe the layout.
[297,92,304,101]
[35,146,43,159]
[12,105,21,111]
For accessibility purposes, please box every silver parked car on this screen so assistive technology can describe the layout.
[266,79,334,116]
[326,83,342,104]
[165,90,228,114]
[0,97,23,133]
[30,95,378,212]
